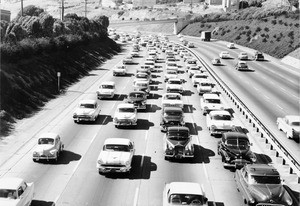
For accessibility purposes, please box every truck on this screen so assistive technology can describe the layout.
[200,31,211,41]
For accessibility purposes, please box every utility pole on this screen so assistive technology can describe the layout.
[85,0,87,18]
[21,0,23,16]
[61,0,64,21]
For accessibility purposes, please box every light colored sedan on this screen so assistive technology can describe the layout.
[0,177,34,206]
[227,43,235,49]
[73,99,101,123]
[96,81,115,99]
[206,110,235,135]
[219,51,231,59]
[113,103,137,128]
[238,52,248,60]
[277,115,300,139]
[97,138,135,174]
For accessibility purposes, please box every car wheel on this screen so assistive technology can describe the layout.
[74,120,78,123]
[221,155,225,162]
[33,159,37,162]
[115,125,118,128]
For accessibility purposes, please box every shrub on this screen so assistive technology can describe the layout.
[245,26,250,29]
[16,5,44,17]
[288,31,294,39]
[264,27,269,32]
[271,19,277,25]
[235,35,241,40]
[255,27,261,32]
[284,22,288,26]
[278,19,283,24]
[262,37,267,42]
[246,30,251,36]
[295,23,299,27]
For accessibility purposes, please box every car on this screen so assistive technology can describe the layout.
[227,43,235,49]
[254,51,265,61]
[123,56,134,64]
[211,58,222,66]
[133,79,150,94]
[130,50,139,57]
[73,99,101,123]
[185,58,197,71]
[206,110,235,135]
[113,103,137,128]
[179,50,189,58]
[125,91,147,110]
[238,52,248,60]
[188,66,202,78]
[196,79,214,95]
[96,138,135,174]
[162,93,183,109]
[166,62,178,73]
[187,42,194,48]
[160,107,185,132]
[235,61,253,71]
[164,69,178,82]
[166,78,184,94]
[192,73,208,87]
[217,130,256,169]
[133,72,151,84]
[96,81,115,99]
[163,182,208,206]
[0,177,34,206]
[144,60,155,72]
[234,164,293,206]
[113,65,127,76]
[219,51,231,59]
[32,132,64,162]
[183,53,193,61]
[139,65,152,75]
[200,93,224,115]
[164,126,194,160]
[277,115,300,139]
[182,40,188,46]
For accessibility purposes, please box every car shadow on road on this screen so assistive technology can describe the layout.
[147,93,162,100]
[31,200,55,206]
[254,153,272,164]
[185,122,202,135]
[283,185,300,205]
[104,155,157,180]
[183,104,195,113]
[145,104,161,113]
[37,150,81,165]
[135,119,155,130]
[182,90,194,96]
[77,115,112,125]
[208,201,225,206]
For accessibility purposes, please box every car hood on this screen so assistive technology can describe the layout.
[116,112,135,119]
[165,74,177,78]
[74,108,95,115]
[164,115,183,121]
[291,125,300,132]
[167,138,190,147]
[212,120,233,128]
[225,145,250,156]
[205,103,224,109]
[99,151,131,165]
[166,85,182,89]
[199,86,212,90]
[0,199,20,206]
[249,184,292,204]
[34,144,55,152]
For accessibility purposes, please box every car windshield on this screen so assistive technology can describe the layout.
[129,93,144,98]
[136,83,148,87]
[291,121,300,126]
[191,68,199,71]
[168,131,189,140]
[38,138,54,145]
[226,139,249,148]
[205,99,221,104]
[168,63,177,67]
[165,111,182,116]
[79,103,95,109]
[250,175,281,184]
[119,108,135,113]
[169,80,181,84]
[165,94,181,100]
[169,194,206,205]
[101,85,114,89]
[145,62,154,66]
[167,70,177,74]
[212,114,231,121]
[240,63,247,67]
[0,189,17,199]
[104,144,130,152]
[200,83,211,86]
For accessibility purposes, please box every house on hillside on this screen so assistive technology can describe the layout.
[133,0,157,7]
[183,0,202,4]
[1,9,11,22]
[205,0,222,5]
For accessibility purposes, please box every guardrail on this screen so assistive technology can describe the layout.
[182,44,300,180]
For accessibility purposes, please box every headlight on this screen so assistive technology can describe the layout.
[50,150,57,155]
[73,113,77,118]
[211,125,217,131]
[98,159,104,165]
[167,144,174,150]
[114,117,119,121]
[125,161,130,166]
[33,151,38,155]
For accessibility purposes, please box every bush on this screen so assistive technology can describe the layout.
[235,35,241,40]
[17,5,44,17]
[255,27,261,32]
[271,19,277,25]
[264,27,269,32]
[262,37,267,42]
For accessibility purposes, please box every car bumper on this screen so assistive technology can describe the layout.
[160,122,185,131]
[113,120,137,126]
[33,154,57,161]
[97,93,114,99]
[73,116,94,122]
[224,159,251,169]
[211,128,233,134]
[97,166,131,173]
[165,152,194,159]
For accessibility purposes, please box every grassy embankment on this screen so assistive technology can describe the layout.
[0,7,121,137]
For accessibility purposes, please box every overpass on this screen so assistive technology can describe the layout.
[109,17,191,34]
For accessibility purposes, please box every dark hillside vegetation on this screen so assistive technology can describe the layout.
[0,6,121,137]
[182,6,300,58]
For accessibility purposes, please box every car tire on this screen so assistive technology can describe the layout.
[33,159,37,162]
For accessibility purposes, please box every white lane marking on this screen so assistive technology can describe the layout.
[253,86,259,91]
[276,104,284,110]
[264,95,270,100]
[140,154,145,168]
[133,187,140,206]
[202,163,209,180]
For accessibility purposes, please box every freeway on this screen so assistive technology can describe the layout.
[0,35,299,206]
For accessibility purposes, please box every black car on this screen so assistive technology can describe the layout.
[125,91,147,110]
[164,126,194,160]
[217,131,256,169]
[254,51,265,61]
[160,107,185,132]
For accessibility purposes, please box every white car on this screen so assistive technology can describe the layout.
[123,56,134,64]
[227,43,235,49]
[196,79,214,95]
[97,138,135,174]
[188,66,202,78]
[96,81,115,99]
[238,52,248,60]
[219,51,231,59]
[163,182,208,206]
[185,58,197,71]
[133,79,150,94]
[166,78,184,94]
[200,93,224,115]
[73,99,101,123]
[162,93,183,109]
[32,132,64,162]
[113,65,127,76]
[144,60,155,72]
[187,42,195,48]
[113,103,137,128]
[277,115,300,139]
[211,58,222,66]
[164,70,178,82]
[166,62,178,72]
[179,50,189,58]
[0,177,34,206]
[191,73,208,87]
[130,50,139,57]
[206,110,235,135]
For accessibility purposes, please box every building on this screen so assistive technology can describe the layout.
[132,0,157,7]
[1,9,11,22]
[205,0,222,5]
[184,0,202,4]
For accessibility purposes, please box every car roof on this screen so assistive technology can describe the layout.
[100,81,115,86]
[0,177,24,190]
[167,126,189,132]
[203,93,220,99]
[210,110,230,116]
[223,132,248,140]
[164,92,182,96]
[38,132,59,139]
[163,107,183,112]
[129,91,146,95]
[238,61,247,64]
[168,182,204,195]
[245,164,280,176]
[117,103,135,109]
[104,138,131,146]
[79,99,97,104]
